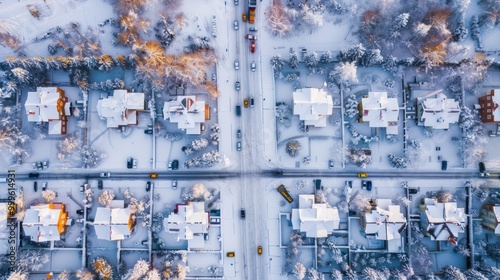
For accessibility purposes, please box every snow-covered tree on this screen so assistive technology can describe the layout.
[57,133,80,163]
[270,55,286,73]
[288,50,299,69]
[361,49,383,67]
[10,67,31,84]
[98,190,115,206]
[442,265,466,280]
[315,190,327,204]
[486,242,500,262]
[319,51,331,65]
[92,258,113,280]
[293,262,306,280]
[330,62,357,84]
[184,150,223,168]
[7,270,28,280]
[144,269,161,280]
[17,250,50,271]
[284,73,300,82]
[349,194,371,212]
[346,147,372,168]
[338,44,365,63]
[453,17,468,42]
[266,1,293,37]
[388,153,408,168]
[80,145,104,167]
[463,269,488,280]
[276,103,293,127]
[124,259,149,280]
[286,140,302,158]
[304,52,318,72]
[330,269,342,280]
[390,13,410,39]
[175,264,189,280]
[344,94,358,118]
[296,180,308,189]
[41,190,56,202]
[58,270,71,280]
[76,269,94,280]
[436,190,453,203]
[307,268,322,280]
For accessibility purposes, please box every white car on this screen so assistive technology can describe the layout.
[250,61,256,71]
[233,20,239,30]
[100,172,111,178]
[234,59,239,70]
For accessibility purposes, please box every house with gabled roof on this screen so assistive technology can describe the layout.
[481,204,500,235]
[163,201,209,250]
[96,89,145,128]
[293,88,333,128]
[22,202,72,242]
[416,93,460,129]
[420,198,466,242]
[163,96,208,134]
[93,200,135,241]
[478,89,500,123]
[25,87,72,134]
[358,91,399,134]
[291,194,340,238]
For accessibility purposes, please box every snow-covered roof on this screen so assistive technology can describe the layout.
[360,92,399,134]
[163,96,206,134]
[291,194,340,238]
[93,206,133,241]
[421,198,466,241]
[22,203,71,242]
[25,87,71,134]
[293,88,333,128]
[362,199,406,241]
[418,93,460,129]
[164,202,209,244]
[96,89,145,128]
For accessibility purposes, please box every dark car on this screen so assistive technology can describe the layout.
[144,128,153,134]
[29,173,39,178]
[250,97,254,108]
[33,182,38,192]
[42,182,48,191]
[76,209,84,215]
[235,81,241,91]
[240,209,246,219]
[441,160,448,171]
[98,180,103,190]
[366,181,373,191]
[127,157,133,169]
[479,162,486,173]
[236,105,241,116]
[237,129,242,138]
[409,188,419,194]
[146,181,152,192]
[172,160,179,170]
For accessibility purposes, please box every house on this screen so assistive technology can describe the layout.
[478,89,500,123]
[420,198,466,242]
[25,87,72,134]
[96,89,145,128]
[93,200,135,241]
[360,199,406,242]
[481,204,500,235]
[292,88,333,128]
[291,194,340,238]
[358,91,399,134]
[162,96,208,134]
[416,93,460,129]
[163,201,209,250]
[22,203,72,242]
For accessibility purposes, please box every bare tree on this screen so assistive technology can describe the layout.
[266,1,293,37]
[293,262,306,280]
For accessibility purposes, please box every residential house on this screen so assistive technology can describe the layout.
[293,88,333,128]
[96,89,145,128]
[163,201,209,250]
[93,200,135,241]
[481,204,500,235]
[478,89,500,123]
[22,203,72,242]
[420,198,466,242]
[358,91,399,134]
[25,87,72,134]
[291,194,340,238]
[162,96,208,134]
[360,199,406,252]
[416,93,460,129]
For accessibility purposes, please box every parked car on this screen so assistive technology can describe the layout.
[33,182,38,192]
[479,162,486,173]
[42,160,49,169]
[98,180,103,190]
[146,181,152,192]
[234,59,239,70]
[237,141,242,151]
[172,180,178,189]
[361,180,367,189]
[242,12,247,22]
[250,97,254,108]
[249,27,258,32]
[441,160,448,171]
[328,160,334,169]
[35,161,43,170]
[357,172,368,178]
[172,160,179,170]
[168,161,173,170]
[210,217,221,224]
[345,180,353,188]
[409,188,419,194]
[100,172,111,178]
[127,157,133,169]
[76,209,84,215]
[237,129,242,138]
[240,208,246,219]
[250,61,256,71]
[235,81,240,91]
[80,183,89,193]
[233,20,239,30]
[42,182,48,191]
[246,34,257,40]
[244,98,249,108]
[144,128,153,134]
[250,41,256,53]
[234,0,238,5]
[257,246,263,255]
[366,181,373,191]
[227,252,235,257]
[132,158,138,168]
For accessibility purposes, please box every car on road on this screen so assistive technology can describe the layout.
[33,182,38,192]
[357,172,368,178]
[234,59,239,70]
[244,98,249,108]
[236,105,241,116]
[172,159,179,170]
[250,97,254,107]
[240,208,246,219]
[235,81,240,91]
[29,173,39,178]
[237,141,242,151]
[246,34,257,40]
[237,129,242,138]
[234,0,238,5]
[98,180,103,190]
[146,181,152,192]
[100,172,111,178]
[242,12,247,22]
[250,41,256,53]
[149,173,158,179]
[233,20,239,30]
[172,180,178,189]
[257,246,262,255]
[250,61,256,71]
[249,27,258,32]
[227,252,235,257]
[328,160,334,169]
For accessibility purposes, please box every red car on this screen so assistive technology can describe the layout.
[250,41,256,53]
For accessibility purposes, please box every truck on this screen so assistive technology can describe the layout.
[277,184,293,203]
[248,0,256,24]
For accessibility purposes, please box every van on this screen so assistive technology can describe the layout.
[236,105,241,116]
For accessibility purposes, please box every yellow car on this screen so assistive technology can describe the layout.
[242,12,247,22]
[227,252,235,257]
[357,172,368,178]
[149,173,158,179]
[257,246,262,255]
[244,98,249,108]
